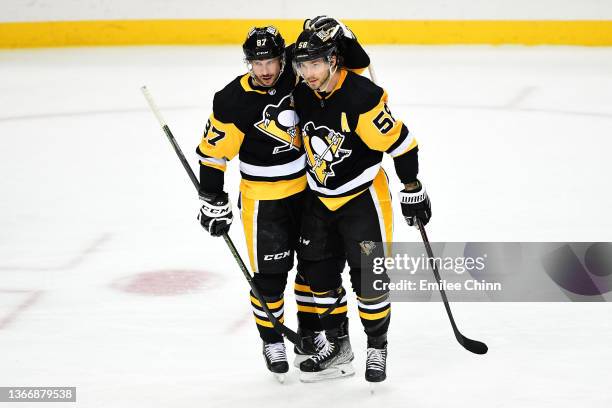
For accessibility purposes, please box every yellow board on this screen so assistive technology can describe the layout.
[1,19,612,48]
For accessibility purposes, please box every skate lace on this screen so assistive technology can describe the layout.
[311,340,335,363]
[264,342,287,364]
[313,331,329,351]
[366,348,386,372]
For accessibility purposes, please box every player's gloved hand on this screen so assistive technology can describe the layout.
[198,191,233,237]
[399,180,431,227]
[303,16,355,39]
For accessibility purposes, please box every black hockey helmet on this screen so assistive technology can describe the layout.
[242,26,286,61]
[293,24,342,64]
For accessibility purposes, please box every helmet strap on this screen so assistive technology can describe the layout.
[317,55,338,93]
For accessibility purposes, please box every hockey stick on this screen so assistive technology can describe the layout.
[367,65,378,84]
[365,65,486,354]
[141,86,301,346]
[417,219,488,354]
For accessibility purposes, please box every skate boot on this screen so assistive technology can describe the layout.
[263,341,289,383]
[365,333,388,384]
[293,328,329,367]
[299,320,355,382]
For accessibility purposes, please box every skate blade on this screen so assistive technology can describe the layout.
[368,377,387,394]
[369,382,378,395]
[299,363,355,383]
[293,354,311,368]
[273,373,286,384]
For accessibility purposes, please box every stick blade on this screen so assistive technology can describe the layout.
[459,335,488,354]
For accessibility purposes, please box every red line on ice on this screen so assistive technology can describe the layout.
[0,290,43,330]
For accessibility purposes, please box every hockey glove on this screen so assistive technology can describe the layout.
[399,180,431,227]
[198,191,233,237]
[303,16,355,39]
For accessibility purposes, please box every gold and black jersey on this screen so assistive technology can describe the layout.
[196,39,371,201]
[293,69,419,210]
[196,67,306,200]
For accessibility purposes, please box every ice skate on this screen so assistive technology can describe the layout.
[299,321,355,382]
[263,341,289,383]
[293,328,329,367]
[365,333,388,384]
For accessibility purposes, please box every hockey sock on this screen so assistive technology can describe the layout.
[357,293,391,338]
[250,291,285,343]
[294,273,323,331]
[312,287,348,331]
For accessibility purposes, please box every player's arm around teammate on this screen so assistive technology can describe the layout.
[194,21,371,381]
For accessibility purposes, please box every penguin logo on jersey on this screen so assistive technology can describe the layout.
[303,122,352,185]
[254,94,302,154]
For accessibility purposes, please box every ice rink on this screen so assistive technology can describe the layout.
[1,45,612,407]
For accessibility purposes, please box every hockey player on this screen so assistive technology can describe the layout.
[195,21,370,380]
[291,24,432,383]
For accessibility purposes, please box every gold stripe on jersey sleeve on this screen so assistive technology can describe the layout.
[239,175,306,201]
[355,91,405,152]
[198,114,245,161]
[317,188,368,211]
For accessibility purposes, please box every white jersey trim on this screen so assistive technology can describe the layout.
[239,154,305,177]
[198,156,227,166]
[307,162,381,196]
[388,132,414,158]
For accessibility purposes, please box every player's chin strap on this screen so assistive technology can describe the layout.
[316,56,338,93]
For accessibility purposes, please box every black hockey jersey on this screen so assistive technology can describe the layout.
[196,40,370,201]
[293,69,419,210]
[197,65,305,200]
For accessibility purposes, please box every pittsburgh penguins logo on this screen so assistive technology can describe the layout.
[254,94,302,154]
[303,122,351,185]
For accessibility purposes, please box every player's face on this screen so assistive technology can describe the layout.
[296,57,336,91]
[250,57,282,87]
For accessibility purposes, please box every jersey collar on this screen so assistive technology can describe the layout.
[315,69,348,100]
[240,74,268,94]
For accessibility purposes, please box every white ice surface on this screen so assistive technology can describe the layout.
[1,45,611,407]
